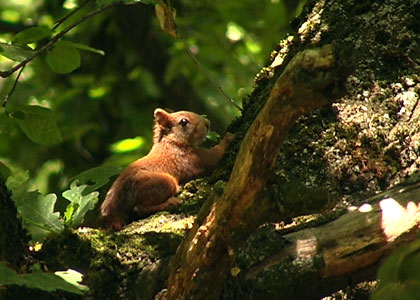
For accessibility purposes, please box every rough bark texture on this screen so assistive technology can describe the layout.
[164,44,345,300]
[229,177,420,300]
[164,0,420,299]
[3,0,420,300]
[0,175,28,267]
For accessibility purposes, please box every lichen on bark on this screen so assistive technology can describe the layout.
[259,0,420,210]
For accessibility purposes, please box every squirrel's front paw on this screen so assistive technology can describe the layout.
[222,132,235,146]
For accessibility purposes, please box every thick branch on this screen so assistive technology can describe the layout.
[165,44,344,300]
[240,179,420,299]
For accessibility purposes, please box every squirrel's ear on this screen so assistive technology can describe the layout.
[154,108,171,127]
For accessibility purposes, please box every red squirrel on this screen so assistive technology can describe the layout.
[100,108,234,230]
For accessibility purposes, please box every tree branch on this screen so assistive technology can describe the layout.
[165,44,345,300]
[0,2,118,79]
[2,63,25,111]
[237,179,420,299]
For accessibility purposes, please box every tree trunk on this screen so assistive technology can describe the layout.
[164,0,420,299]
[165,44,345,300]
[3,1,420,300]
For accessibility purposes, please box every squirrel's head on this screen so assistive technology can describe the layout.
[153,108,210,147]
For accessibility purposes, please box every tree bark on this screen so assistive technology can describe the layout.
[236,178,420,300]
[164,0,420,299]
[165,44,345,299]
[3,1,420,300]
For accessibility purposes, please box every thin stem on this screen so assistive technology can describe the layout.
[0,2,118,79]
[181,36,242,111]
[53,0,91,31]
[2,63,25,110]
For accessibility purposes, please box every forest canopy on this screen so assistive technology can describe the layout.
[0,0,301,223]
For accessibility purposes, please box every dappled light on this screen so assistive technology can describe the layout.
[2,0,420,299]
[380,198,420,242]
[110,136,145,154]
[348,203,373,213]
[295,236,317,262]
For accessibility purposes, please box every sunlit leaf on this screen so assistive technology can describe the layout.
[55,269,88,293]
[62,181,99,227]
[60,40,105,56]
[46,41,80,74]
[13,191,64,241]
[6,169,29,191]
[0,42,34,61]
[226,22,244,42]
[206,131,220,142]
[88,85,109,98]
[12,26,53,45]
[12,105,62,145]
[71,165,123,195]
[0,262,87,295]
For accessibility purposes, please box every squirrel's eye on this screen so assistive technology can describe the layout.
[179,118,189,127]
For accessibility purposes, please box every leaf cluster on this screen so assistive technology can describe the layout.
[0,262,88,295]
[372,239,420,300]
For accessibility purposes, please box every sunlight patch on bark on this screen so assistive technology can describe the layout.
[380,198,420,242]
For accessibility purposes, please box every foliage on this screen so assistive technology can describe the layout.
[63,181,99,227]
[0,0,299,296]
[11,105,62,145]
[372,239,420,300]
[0,0,295,240]
[0,261,88,295]
[5,165,102,241]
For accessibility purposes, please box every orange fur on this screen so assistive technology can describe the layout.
[100,108,233,230]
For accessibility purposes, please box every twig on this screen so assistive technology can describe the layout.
[0,2,118,79]
[2,64,25,110]
[181,35,242,111]
[53,0,91,31]
[157,0,240,110]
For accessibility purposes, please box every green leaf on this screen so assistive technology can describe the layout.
[0,262,87,295]
[377,240,420,285]
[0,261,18,284]
[371,283,400,300]
[54,269,88,293]
[71,165,123,195]
[0,42,34,61]
[46,41,80,74]
[13,191,64,241]
[12,105,62,145]
[12,26,53,45]
[206,131,220,142]
[6,169,29,191]
[62,181,99,227]
[60,40,105,56]
[64,203,78,225]
[400,248,420,281]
